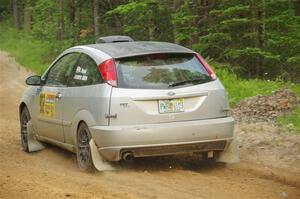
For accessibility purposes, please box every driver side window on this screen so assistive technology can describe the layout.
[46,53,80,86]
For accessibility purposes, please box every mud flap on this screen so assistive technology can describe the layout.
[216,138,239,163]
[89,139,117,171]
[27,121,45,152]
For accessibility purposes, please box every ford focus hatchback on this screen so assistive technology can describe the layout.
[20,36,237,171]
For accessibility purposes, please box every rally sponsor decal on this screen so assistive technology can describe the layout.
[39,92,56,117]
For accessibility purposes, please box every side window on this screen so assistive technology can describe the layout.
[46,53,80,86]
[69,53,103,86]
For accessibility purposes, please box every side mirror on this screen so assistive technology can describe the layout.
[26,75,41,86]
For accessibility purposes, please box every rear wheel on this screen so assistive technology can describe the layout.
[20,107,30,152]
[76,122,94,172]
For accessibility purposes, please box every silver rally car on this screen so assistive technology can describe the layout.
[20,36,238,171]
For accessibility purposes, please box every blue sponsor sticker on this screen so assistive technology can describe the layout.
[36,87,41,95]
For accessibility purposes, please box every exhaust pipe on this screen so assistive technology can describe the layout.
[122,152,134,161]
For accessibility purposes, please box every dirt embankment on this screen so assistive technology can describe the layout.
[0,51,300,199]
[232,89,298,124]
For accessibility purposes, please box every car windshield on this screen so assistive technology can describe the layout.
[116,53,212,89]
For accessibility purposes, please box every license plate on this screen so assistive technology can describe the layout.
[158,98,184,113]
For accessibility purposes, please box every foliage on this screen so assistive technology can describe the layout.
[31,1,57,41]
[106,0,174,42]
[171,0,198,44]
[1,0,299,82]
[198,0,300,82]
[0,22,50,74]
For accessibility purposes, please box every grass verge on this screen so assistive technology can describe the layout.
[0,23,54,74]
[215,68,300,106]
[215,65,300,133]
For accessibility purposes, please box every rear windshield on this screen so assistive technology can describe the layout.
[116,54,212,89]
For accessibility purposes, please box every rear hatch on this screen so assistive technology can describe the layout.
[109,53,229,125]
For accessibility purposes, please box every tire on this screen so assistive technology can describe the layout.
[76,122,95,172]
[20,107,30,152]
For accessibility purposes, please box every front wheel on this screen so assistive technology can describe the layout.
[76,122,95,172]
[20,107,30,152]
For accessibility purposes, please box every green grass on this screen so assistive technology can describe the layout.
[215,67,300,133]
[0,22,299,132]
[215,68,300,106]
[277,107,300,132]
[0,23,52,74]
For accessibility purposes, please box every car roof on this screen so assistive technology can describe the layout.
[84,41,195,59]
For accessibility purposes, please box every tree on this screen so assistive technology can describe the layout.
[56,0,64,40]
[93,0,100,39]
[12,0,20,30]
[293,0,300,16]
[192,0,299,79]
[24,0,31,32]
[106,0,174,41]
[171,0,184,43]
[1,0,299,82]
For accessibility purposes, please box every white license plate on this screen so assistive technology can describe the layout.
[158,98,184,113]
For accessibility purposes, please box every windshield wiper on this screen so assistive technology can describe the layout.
[168,78,207,88]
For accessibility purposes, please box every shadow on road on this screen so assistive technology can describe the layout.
[118,155,226,172]
[42,144,226,172]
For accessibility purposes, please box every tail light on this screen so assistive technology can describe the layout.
[195,53,217,80]
[98,58,117,87]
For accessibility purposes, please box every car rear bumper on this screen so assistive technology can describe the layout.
[89,117,234,161]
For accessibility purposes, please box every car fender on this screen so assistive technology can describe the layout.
[69,109,97,146]
[19,87,38,118]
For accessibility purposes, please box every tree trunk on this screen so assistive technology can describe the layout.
[56,0,64,40]
[24,0,31,32]
[148,2,158,41]
[258,0,265,49]
[293,0,300,16]
[196,0,213,43]
[73,2,81,44]
[68,0,76,26]
[93,0,100,39]
[104,0,123,32]
[172,0,183,43]
[12,0,20,30]
[148,20,155,41]
[257,0,266,77]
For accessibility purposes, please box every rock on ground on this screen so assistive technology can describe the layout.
[232,89,299,124]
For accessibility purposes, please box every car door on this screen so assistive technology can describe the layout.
[36,53,80,142]
[62,53,111,144]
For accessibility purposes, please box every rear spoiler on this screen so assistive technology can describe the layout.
[96,35,134,43]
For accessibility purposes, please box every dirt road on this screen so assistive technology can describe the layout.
[0,51,299,199]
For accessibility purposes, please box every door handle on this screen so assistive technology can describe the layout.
[56,92,62,100]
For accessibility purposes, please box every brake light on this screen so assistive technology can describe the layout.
[195,53,217,80]
[98,58,117,87]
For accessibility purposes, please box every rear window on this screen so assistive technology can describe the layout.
[116,54,212,89]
